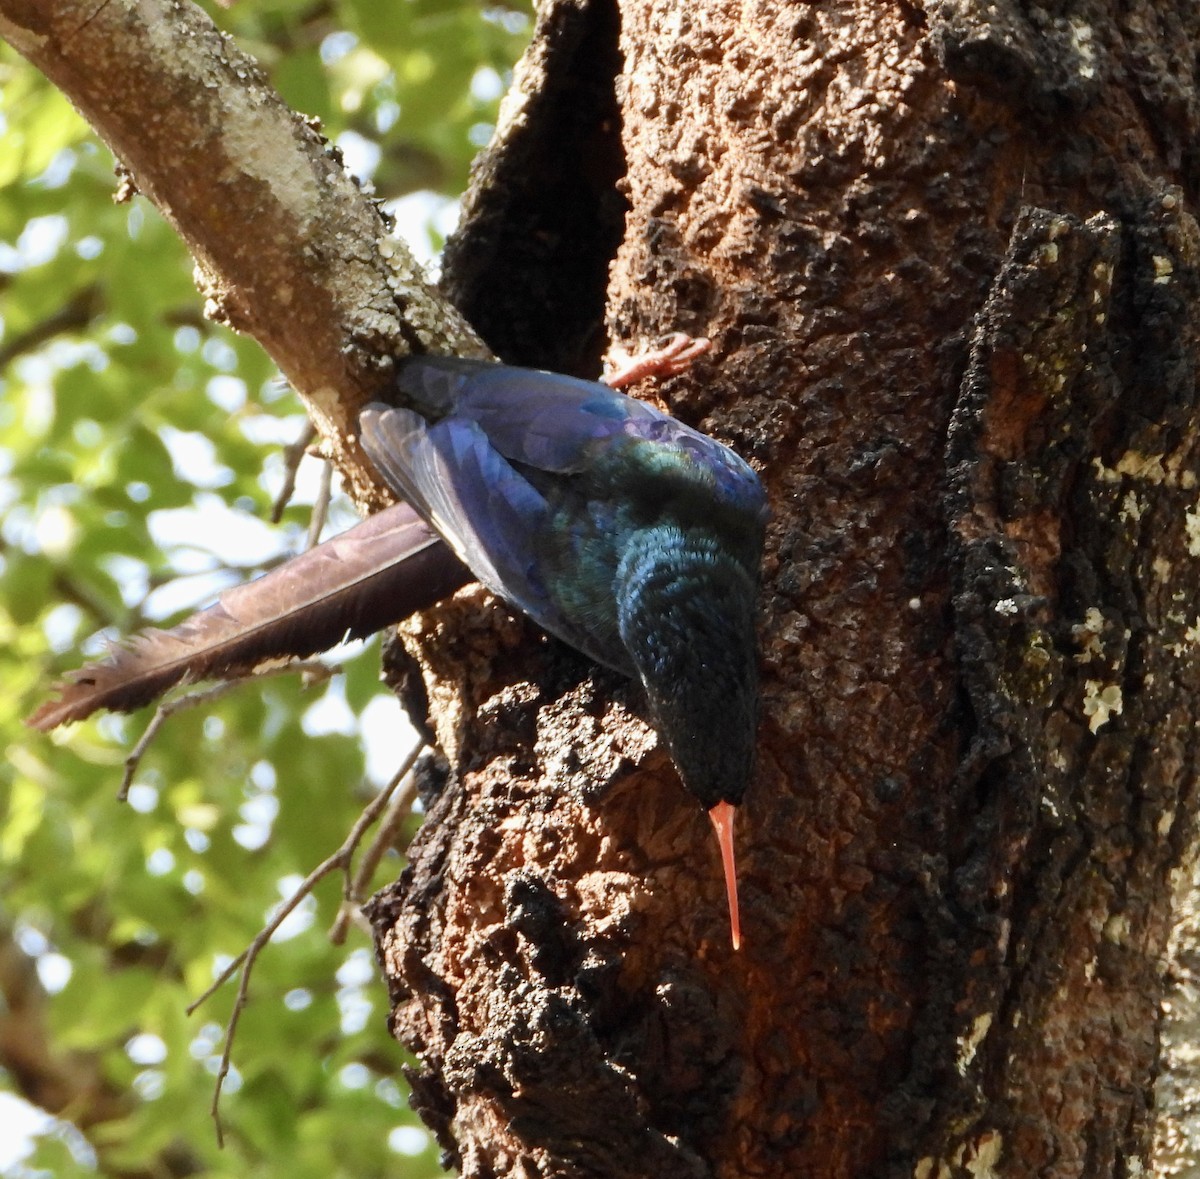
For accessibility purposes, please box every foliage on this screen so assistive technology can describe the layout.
[0,1,531,1174]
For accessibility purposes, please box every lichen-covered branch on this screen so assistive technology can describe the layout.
[0,0,487,504]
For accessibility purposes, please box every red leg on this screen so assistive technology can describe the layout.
[603,332,711,389]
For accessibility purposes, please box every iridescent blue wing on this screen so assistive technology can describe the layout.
[358,404,552,617]
[390,356,765,517]
[359,356,766,670]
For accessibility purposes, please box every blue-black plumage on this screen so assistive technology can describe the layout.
[360,355,768,947]
[30,348,766,948]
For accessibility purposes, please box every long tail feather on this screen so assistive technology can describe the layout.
[27,503,469,731]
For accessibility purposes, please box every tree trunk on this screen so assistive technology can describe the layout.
[9,0,1200,1173]
[368,2,1200,1177]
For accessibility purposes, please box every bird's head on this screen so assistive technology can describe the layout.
[615,528,760,948]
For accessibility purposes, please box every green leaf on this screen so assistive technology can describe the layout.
[1,2,531,1174]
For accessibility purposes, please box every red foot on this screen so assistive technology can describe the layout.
[603,332,711,389]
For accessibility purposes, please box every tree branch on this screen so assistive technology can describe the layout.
[0,0,488,506]
[186,741,422,1145]
[0,282,102,367]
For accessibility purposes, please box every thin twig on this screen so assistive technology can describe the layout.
[117,661,341,801]
[270,419,318,523]
[187,740,424,1145]
[329,770,420,945]
[304,458,333,550]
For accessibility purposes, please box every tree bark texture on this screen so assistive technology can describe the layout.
[369,2,1200,1177]
[8,0,1200,1175]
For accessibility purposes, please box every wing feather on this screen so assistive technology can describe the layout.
[28,503,468,730]
[359,405,553,621]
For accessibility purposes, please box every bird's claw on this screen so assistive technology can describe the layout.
[604,332,712,389]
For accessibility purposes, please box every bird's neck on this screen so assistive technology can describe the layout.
[614,526,750,620]
[613,524,757,704]
[612,524,758,812]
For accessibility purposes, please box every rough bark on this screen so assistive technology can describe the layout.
[369,2,1200,1177]
[10,0,1200,1175]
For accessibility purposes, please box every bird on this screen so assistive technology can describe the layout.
[30,341,767,948]
[358,351,767,948]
